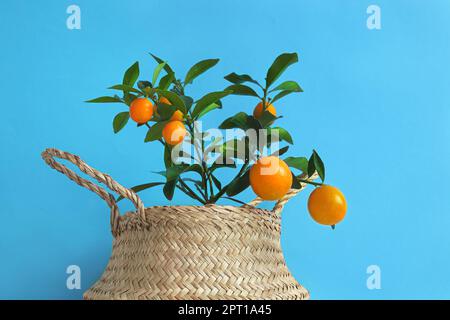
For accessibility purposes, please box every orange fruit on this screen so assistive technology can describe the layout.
[162,120,186,145]
[129,98,153,124]
[308,185,347,226]
[253,101,276,119]
[249,156,292,200]
[170,110,184,121]
[159,96,171,105]
[156,96,184,121]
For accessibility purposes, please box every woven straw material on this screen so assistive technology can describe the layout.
[42,148,318,300]
[84,205,308,300]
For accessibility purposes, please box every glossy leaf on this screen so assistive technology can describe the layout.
[157,103,177,120]
[158,90,186,113]
[163,179,177,200]
[211,174,222,190]
[112,112,129,133]
[180,95,194,111]
[257,111,279,128]
[158,72,175,91]
[149,53,174,74]
[225,84,260,97]
[166,165,188,181]
[86,96,122,103]
[291,173,302,189]
[123,62,139,86]
[219,112,261,130]
[270,90,296,104]
[284,156,308,173]
[210,160,236,172]
[308,150,325,182]
[137,81,152,90]
[184,58,219,85]
[269,127,293,144]
[226,170,250,196]
[192,91,232,119]
[272,145,289,157]
[164,144,172,168]
[117,182,164,201]
[196,102,221,119]
[224,72,261,86]
[144,121,168,142]
[123,93,138,106]
[270,80,303,93]
[266,53,298,88]
[108,84,142,94]
[152,61,167,85]
[166,164,203,181]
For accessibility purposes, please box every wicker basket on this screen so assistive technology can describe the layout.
[42,148,316,300]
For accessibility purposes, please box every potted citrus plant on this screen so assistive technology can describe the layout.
[42,52,347,300]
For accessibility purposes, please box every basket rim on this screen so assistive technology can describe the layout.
[116,204,281,236]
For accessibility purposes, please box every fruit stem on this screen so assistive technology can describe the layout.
[297,178,324,187]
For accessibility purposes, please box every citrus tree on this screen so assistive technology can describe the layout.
[87,52,347,227]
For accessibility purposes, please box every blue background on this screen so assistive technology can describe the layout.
[1,0,449,299]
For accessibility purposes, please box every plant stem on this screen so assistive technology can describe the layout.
[223,197,248,206]
[297,178,324,187]
[178,179,206,204]
[212,160,250,203]
[186,121,210,202]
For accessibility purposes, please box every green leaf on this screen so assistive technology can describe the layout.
[225,84,260,97]
[157,103,177,120]
[112,112,129,133]
[266,53,298,88]
[257,111,279,128]
[269,127,293,144]
[152,62,167,86]
[284,156,308,173]
[123,62,140,87]
[183,178,203,187]
[86,96,122,103]
[271,90,296,104]
[166,164,203,181]
[108,84,142,94]
[270,80,303,93]
[164,144,172,168]
[184,59,219,85]
[137,81,152,90]
[192,91,232,119]
[196,102,221,119]
[219,112,261,131]
[123,93,138,106]
[158,90,186,114]
[163,179,177,200]
[158,72,175,91]
[210,160,236,172]
[308,150,325,182]
[166,165,188,181]
[291,172,302,189]
[224,72,261,86]
[211,174,222,190]
[149,53,174,74]
[226,170,250,196]
[180,95,194,111]
[272,146,289,156]
[117,182,164,201]
[144,121,168,142]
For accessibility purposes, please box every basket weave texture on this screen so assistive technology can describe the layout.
[42,148,316,300]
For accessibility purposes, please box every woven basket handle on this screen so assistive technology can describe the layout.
[41,148,146,237]
[247,172,319,215]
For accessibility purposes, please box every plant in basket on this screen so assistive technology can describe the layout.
[86,52,347,228]
[42,52,347,300]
